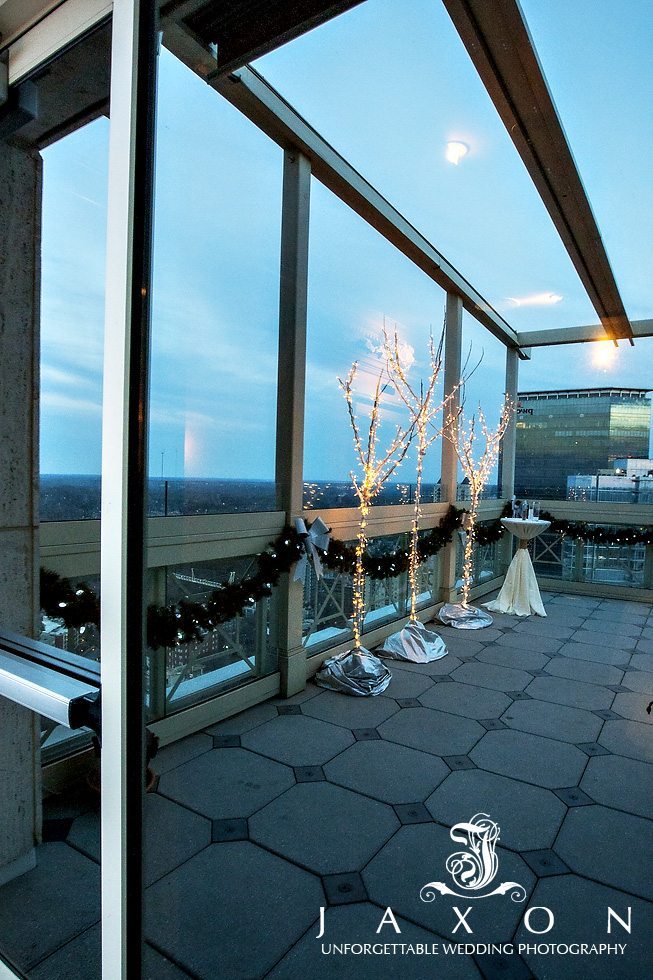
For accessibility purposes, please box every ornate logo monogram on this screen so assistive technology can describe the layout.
[420,813,526,903]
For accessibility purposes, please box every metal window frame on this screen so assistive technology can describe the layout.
[100,0,156,976]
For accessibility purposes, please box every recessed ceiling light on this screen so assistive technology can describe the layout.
[507,292,563,307]
[445,141,469,165]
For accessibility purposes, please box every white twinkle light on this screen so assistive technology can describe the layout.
[445,141,469,165]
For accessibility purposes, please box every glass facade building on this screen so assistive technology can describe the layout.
[514,387,651,499]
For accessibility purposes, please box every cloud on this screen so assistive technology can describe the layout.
[41,391,102,415]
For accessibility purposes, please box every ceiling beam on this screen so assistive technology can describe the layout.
[442,0,633,344]
[518,318,653,349]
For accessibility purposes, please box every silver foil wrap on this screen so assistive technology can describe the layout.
[378,620,448,663]
[315,648,392,696]
[438,602,494,630]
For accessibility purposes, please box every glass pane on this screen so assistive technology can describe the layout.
[0,23,110,977]
[148,46,281,517]
[305,180,446,509]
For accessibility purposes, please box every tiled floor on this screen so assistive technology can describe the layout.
[1,592,653,979]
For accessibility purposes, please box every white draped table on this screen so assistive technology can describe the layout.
[484,518,550,617]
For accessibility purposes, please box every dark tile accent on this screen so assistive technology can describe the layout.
[43,818,74,842]
[476,953,535,979]
[593,709,621,720]
[478,718,508,731]
[507,690,531,700]
[554,787,594,807]
[323,872,368,905]
[397,698,422,707]
[212,818,248,842]
[277,705,302,716]
[212,735,241,748]
[294,766,325,782]
[606,685,627,693]
[352,729,381,741]
[576,741,611,757]
[528,669,548,676]
[434,675,454,683]
[521,849,571,877]
[393,803,432,825]
[443,755,476,770]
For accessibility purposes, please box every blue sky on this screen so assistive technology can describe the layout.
[40,0,653,479]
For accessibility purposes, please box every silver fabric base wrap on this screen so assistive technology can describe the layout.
[438,602,494,630]
[315,648,392,696]
[377,620,448,663]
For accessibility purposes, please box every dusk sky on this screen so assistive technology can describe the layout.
[39,0,653,481]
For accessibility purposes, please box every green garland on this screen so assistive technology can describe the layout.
[40,503,652,650]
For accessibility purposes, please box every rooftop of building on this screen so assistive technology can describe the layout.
[518,388,652,401]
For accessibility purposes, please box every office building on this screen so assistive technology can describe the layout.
[515,388,651,498]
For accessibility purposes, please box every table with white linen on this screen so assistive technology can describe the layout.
[484,518,550,617]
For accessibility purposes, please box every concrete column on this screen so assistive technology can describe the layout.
[439,292,463,602]
[0,142,42,885]
[274,151,311,696]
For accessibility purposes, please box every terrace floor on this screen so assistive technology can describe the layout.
[1,591,652,979]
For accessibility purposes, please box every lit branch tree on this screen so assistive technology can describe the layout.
[440,396,514,627]
[341,362,416,649]
[383,326,463,621]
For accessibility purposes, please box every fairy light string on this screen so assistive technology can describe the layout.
[446,398,514,607]
[340,362,415,648]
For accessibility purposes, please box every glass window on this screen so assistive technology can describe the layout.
[304,179,447,509]
[148,46,282,516]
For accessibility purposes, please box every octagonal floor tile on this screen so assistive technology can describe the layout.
[568,631,636,651]
[158,747,294,819]
[206,702,279,735]
[554,805,653,900]
[389,654,462,675]
[470,730,586,788]
[514,621,575,640]
[69,794,211,885]
[378,707,483,757]
[0,844,100,973]
[145,842,323,979]
[268,903,481,979]
[450,661,533,692]
[630,653,653,672]
[598,719,653,763]
[419,681,511,719]
[425,769,566,851]
[621,670,653,695]
[302,689,400,729]
[493,632,563,654]
[544,657,624,687]
[557,642,632,666]
[249,782,399,874]
[580,619,642,638]
[524,675,614,711]
[363,824,535,941]
[610,691,653,724]
[241,715,354,767]
[30,925,187,980]
[515,876,652,980]
[378,665,435,700]
[324,739,448,804]
[581,754,653,819]
[154,733,213,775]
[477,645,550,671]
[500,698,602,744]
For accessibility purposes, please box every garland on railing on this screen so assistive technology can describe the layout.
[40,503,652,649]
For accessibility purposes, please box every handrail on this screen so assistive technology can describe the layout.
[0,628,100,734]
